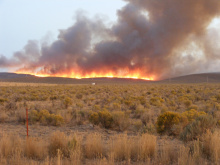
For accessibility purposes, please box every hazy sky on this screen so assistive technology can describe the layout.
[0,0,220,78]
[0,0,126,58]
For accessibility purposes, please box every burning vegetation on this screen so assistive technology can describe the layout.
[1,0,220,79]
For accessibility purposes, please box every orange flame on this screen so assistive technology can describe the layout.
[15,69,155,81]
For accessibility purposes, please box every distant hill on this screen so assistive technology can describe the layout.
[0,72,220,84]
[0,73,150,84]
[161,73,220,83]
[0,72,34,79]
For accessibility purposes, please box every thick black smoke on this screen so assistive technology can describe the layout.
[1,0,220,79]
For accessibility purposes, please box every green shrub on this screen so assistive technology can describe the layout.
[112,111,125,127]
[0,98,9,104]
[134,109,145,118]
[188,105,198,110]
[5,101,17,110]
[112,111,130,131]
[180,115,217,142]
[150,97,163,107]
[182,109,206,122]
[49,114,64,126]
[29,110,40,124]
[93,105,101,111]
[112,102,121,110]
[38,110,50,124]
[142,123,156,134]
[29,110,64,126]
[89,110,113,128]
[218,120,220,127]
[141,111,153,125]
[98,110,113,129]
[75,93,83,99]
[50,95,58,101]
[133,120,143,132]
[0,111,8,123]
[63,97,72,109]
[89,112,99,125]
[14,96,23,102]
[124,100,132,106]
[156,111,181,134]
[184,100,192,108]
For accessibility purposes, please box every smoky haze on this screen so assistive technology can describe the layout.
[1,0,220,80]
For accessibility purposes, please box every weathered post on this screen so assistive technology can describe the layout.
[26,107,28,137]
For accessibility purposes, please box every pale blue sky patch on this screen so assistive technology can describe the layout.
[0,0,126,57]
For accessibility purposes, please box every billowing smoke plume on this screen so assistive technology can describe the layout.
[1,0,220,80]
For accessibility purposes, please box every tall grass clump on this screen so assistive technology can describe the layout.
[84,133,105,159]
[131,133,156,161]
[109,134,132,161]
[48,131,79,158]
[180,115,217,141]
[202,130,220,163]
[109,133,156,162]
[0,134,23,158]
[24,137,47,160]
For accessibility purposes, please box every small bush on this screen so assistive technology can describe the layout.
[133,120,143,132]
[89,112,99,125]
[76,93,83,99]
[0,98,8,105]
[183,100,192,108]
[180,115,217,142]
[63,97,72,109]
[112,102,121,110]
[141,110,154,125]
[188,105,198,110]
[182,109,206,122]
[0,111,8,123]
[156,111,181,134]
[17,110,26,124]
[112,111,130,131]
[29,110,64,126]
[50,95,58,101]
[5,101,17,110]
[89,110,113,128]
[48,114,65,126]
[29,110,39,124]
[150,97,163,107]
[98,110,113,128]
[217,120,220,127]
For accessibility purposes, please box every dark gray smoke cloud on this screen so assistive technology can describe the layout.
[1,0,220,79]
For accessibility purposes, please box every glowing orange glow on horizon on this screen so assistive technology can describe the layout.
[15,70,155,81]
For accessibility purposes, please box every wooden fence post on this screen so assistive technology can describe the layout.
[26,107,28,137]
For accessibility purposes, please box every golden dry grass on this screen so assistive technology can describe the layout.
[0,131,219,164]
[84,133,105,159]
[0,82,56,86]
[0,83,220,164]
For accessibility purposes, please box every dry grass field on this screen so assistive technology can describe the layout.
[0,82,220,164]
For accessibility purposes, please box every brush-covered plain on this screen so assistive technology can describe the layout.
[0,82,220,165]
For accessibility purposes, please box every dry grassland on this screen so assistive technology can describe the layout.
[0,83,220,164]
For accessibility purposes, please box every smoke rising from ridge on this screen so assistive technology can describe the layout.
[1,0,220,80]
